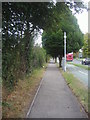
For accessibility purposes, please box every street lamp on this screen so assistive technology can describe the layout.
[64,32,66,72]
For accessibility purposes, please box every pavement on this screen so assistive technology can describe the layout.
[27,61,87,118]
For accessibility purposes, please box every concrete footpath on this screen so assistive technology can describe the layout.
[27,62,87,118]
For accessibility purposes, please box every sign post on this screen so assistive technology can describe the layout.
[64,32,66,72]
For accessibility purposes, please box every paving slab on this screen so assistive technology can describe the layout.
[27,62,87,118]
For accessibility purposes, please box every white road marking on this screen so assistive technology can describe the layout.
[79,71,88,76]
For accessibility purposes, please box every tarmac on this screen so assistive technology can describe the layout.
[27,61,87,118]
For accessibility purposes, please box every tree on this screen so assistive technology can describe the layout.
[42,2,84,67]
[2,2,54,88]
[2,2,85,88]
[83,33,90,57]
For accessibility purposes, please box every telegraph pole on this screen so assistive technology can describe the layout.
[64,32,66,72]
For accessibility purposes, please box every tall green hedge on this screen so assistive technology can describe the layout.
[2,38,46,89]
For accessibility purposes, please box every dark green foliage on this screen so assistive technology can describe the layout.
[2,2,50,89]
[2,2,85,88]
[42,2,84,67]
[31,46,46,68]
[42,30,64,58]
[83,33,90,58]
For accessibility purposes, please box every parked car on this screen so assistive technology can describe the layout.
[82,58,90,65]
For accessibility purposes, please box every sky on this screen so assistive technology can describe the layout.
[75,10,88,34]
[75,0,89,34]
[75,9,88,34]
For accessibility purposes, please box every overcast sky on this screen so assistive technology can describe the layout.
[75,9,88,34]
[75,0,89,34]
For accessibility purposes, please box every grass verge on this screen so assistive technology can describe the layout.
[2,64,47,118]
[60,67,89,113]
[67,62,90,70]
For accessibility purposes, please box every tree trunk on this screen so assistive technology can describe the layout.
[59,56,62,68]
[55,57,57,63]
[46,54,48,63]
[25,21,31,73]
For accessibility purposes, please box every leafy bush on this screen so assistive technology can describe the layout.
[31,46,46,68]
[2,38,46,90]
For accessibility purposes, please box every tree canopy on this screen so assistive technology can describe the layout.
[83,33,90,58]
[2,2,85,87]
[42,2,84,67]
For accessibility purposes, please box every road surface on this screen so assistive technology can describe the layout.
[27,61,87,118]
[66,63,89,88]
[73,59,82,65]
[72,59,90,67]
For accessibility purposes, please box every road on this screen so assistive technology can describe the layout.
[73,59,82,64]
[66,63,89,87]
[73,59,90,67]
[56,58,89,87]
[66,59,90,88]
[27,61,87,118]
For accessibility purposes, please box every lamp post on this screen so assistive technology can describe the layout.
[64,32,66,72]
